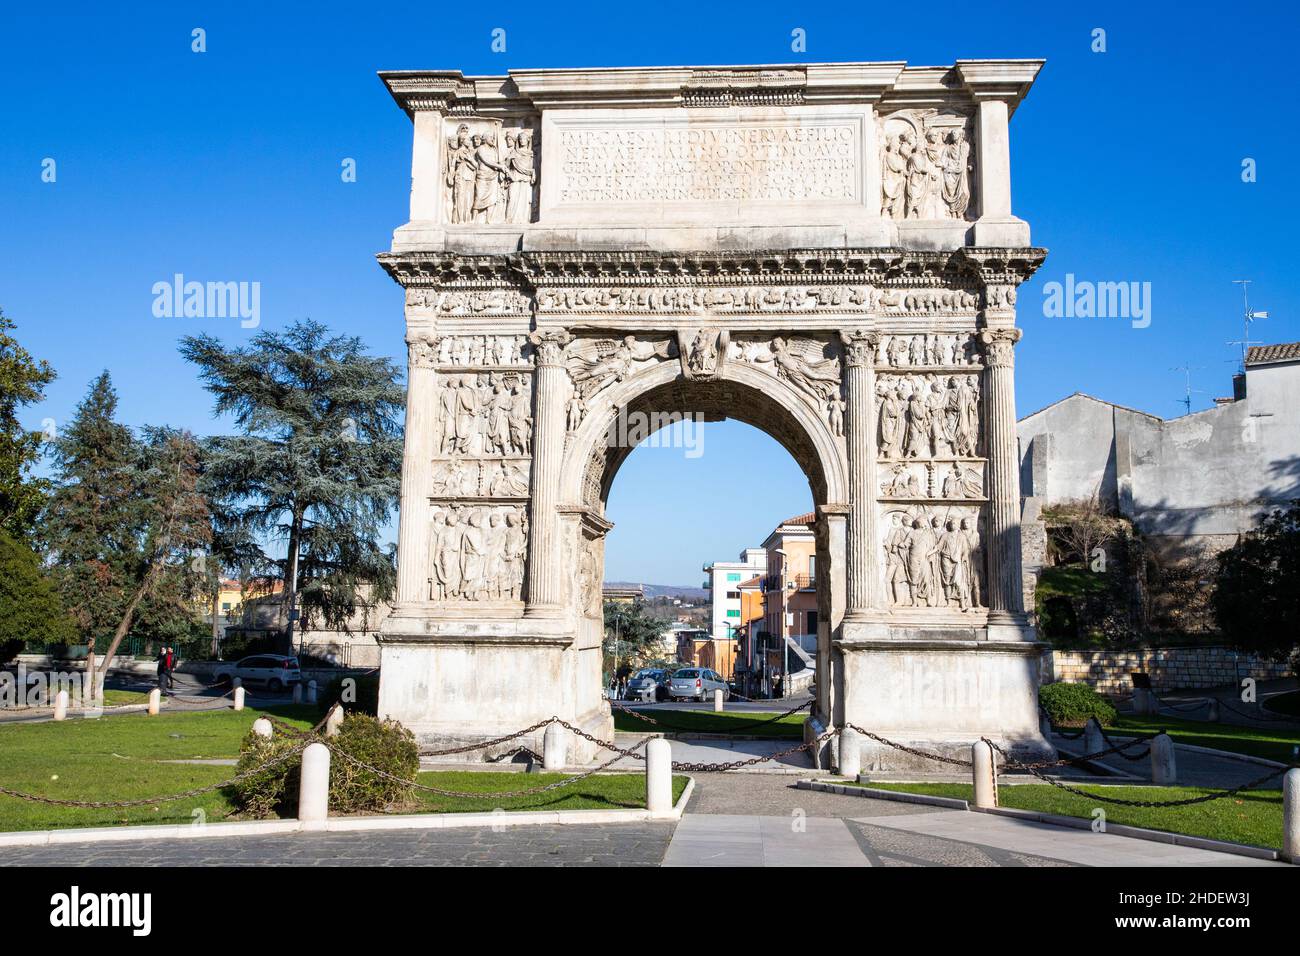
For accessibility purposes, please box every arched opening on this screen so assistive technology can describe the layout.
[559,364,848,729]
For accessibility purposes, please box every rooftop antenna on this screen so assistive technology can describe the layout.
[1228,280,1269,372]
[1170,363,1205,415]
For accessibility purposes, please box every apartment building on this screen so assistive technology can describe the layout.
[702,547,767,641]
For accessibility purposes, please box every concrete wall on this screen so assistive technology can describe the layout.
[1041,646,1291,694]
[1018,357,1300,549]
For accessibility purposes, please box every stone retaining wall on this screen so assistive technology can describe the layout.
[1041,645,1291,694]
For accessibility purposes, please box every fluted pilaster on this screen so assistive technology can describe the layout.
[396,336,439,604]
[841,331,881,619]
[525,329,572,615]
[977,326,1024,618]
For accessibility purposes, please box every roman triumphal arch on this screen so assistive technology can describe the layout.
[376,60,1054,769]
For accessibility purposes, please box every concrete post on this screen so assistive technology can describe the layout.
[972,740,997,808]
[1206,698,1220,722]
[1083,717,1104,756]
[646,738,673,816]
[713,688,724,712]
[252,717,273,739]
[298,742,331,826]
[1283,768,1300,864]
[306,680,317,705]
[543,722,565,771]
[292,683,303,704]
[1150,733,1177,785]
[147,688,161,716]
[53,690,69,721]
[233,687,245,711]
[838,726,862,779]
[324,704,345,737]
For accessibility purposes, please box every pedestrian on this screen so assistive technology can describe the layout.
[155,646,169,695]
[165,646,178,691]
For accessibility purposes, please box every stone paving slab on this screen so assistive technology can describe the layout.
[663,814,868,867]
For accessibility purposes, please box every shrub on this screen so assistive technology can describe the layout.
[1038,681,1117,727]
[230,714,418,818]
[326,715,419,813]
[319,672,379,717]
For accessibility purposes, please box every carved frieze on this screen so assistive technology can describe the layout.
[879,109,975,222]
[879,332,980,369]
[876,372,981,460]
[881,506,985,611]
[433,371,532,457]
[444,119,537,225]
[876,288,980,317]
[535,284,875,316]
[430,457,530,499]
[427,334,530,368]
[879,460,985,500]
[406,289,532,317]
[428,503,527,602]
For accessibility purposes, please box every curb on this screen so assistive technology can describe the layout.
[0,776,694,849]
[796,779,970,810]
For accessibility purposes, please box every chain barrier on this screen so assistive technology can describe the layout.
[981,737,1290,808]
[1096,727,1155,763]
[846,723,973,768]
[607,697,811,736]
[1216,697,1300,725]
[670,729,838,772]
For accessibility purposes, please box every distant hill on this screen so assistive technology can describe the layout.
[604,581,709,602]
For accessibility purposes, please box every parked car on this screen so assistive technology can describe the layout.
[213,655,303,692]
[625,668,672,702]
[668,667,730,702]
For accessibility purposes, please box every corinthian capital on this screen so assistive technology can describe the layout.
[839,330,881,368]
[528,329,573,367]
[976,327,1023,367]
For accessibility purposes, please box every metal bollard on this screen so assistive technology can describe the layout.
[972,740,997,808]
[147,688,161,716]
[646,738,673,816]
[233,686,245,711]
[838,726,862,779]
[324,703,344,737]
[713,688,723,712]
[1084,717,1104,756]
[292,683,303,704]
[306,680,317,705]
[53,690,69,721]
[1284,769,1299,864]
[297,742,331,826]
[543,722,565,771]
[1150,732,1177,785]
[252,717,273,739]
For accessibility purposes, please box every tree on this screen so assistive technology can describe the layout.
[1043,498,1123,567]
[179,320,404,652]
[95,427,212,675]
[0,310,58,539]
[603,600,672,677]
[1213,503,1300,665]
[42,372,144,639]
[0,528,76,655]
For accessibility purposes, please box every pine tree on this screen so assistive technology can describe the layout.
[0,310,58,539]
[43,372,143,639]
[0,528,76,655]
[180,320,404,652]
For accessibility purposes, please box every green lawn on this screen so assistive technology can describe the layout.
[612,707,804,737]
[861,781,1286,851]
[409,771,688,814]
[1107,713,1299,764]
[99,688,152,707]
[0,706,678,832]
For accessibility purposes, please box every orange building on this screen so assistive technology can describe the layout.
[736,512,819,697]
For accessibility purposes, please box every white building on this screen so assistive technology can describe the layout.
[703,548,766,641]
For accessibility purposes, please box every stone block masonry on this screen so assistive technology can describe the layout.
[1042,645,1290,694]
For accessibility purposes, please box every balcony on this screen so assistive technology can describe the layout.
[791,573,816,591]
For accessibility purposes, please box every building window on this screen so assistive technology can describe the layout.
[726,590,740,599]
[726,610,740,618]
[726,573,741,582]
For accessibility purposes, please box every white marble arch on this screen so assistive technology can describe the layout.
[556,350,851,731]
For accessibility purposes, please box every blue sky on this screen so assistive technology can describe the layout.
[2,1,1296,584]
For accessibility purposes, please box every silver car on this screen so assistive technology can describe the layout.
[668,667,730,702]
[213,654,303,692]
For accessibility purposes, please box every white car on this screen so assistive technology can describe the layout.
[213,655,303,692]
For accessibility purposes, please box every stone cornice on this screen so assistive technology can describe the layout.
[379,60,1037,117]
[379,248,1048,289]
